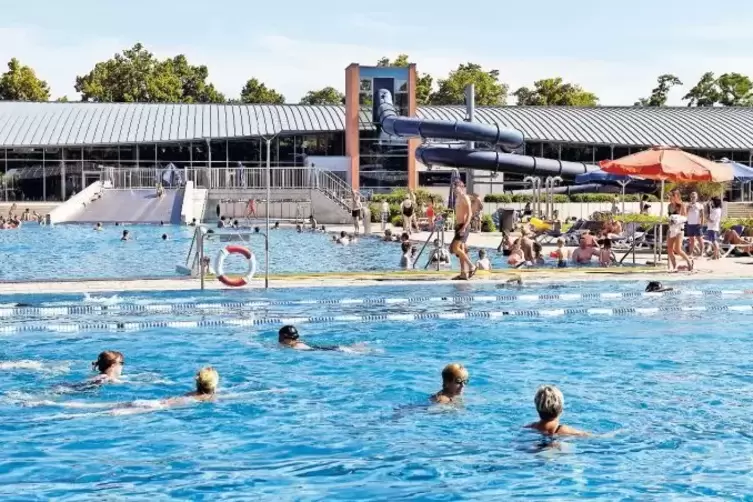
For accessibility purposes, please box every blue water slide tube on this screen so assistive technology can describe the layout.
[508,184,650,196]
[415,147,597,179]
[377,89,599,179]
[377,89,524,152]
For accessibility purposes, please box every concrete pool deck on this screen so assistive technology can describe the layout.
[2,256,753,296]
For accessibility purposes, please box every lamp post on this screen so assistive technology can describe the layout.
[262,134,277,289]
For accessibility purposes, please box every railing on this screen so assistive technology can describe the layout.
[104,166,361,214]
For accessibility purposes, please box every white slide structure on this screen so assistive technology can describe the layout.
[64,189,184,224]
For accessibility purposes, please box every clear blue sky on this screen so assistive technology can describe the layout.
[2,0,752,104]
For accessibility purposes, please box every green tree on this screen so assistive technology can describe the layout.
[75,43,224,103]
[239,78,285,104]
[634,74,682,106]
[683,72,753,106]
[683,72,720,106]
[716,72,753,106]
[55,96,69,102]
[431,63,508,106]
[376,54,434,105]
[160,55,225,103]
[513,77,598,106]
[0,58,51,101]
[299,86,345,105]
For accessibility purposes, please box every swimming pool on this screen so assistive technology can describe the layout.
[0,224,476,281]
[3,278,753,499]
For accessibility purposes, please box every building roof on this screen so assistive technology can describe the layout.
[0,101,752,151]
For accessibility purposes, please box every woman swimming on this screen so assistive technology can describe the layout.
[62,351,125,392]
[109,367,220,415]
[431,363,469,404]
[524,385,588,437]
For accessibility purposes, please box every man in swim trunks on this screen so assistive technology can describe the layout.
[450,181,476,280]
[351,190,362,234]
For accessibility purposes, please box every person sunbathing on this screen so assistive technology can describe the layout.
[722,228,753,254]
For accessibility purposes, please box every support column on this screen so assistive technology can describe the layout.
[407,63,418,190]
[61,149,66,201]
[344,63,360,190]
[464,84,475,194]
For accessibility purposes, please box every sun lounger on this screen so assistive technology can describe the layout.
[610,222,648,251]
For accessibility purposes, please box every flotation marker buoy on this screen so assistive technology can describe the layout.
[215,245,256,287]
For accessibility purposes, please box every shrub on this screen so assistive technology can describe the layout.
[390,214,403,227]
[483,194,512,203]
[481,214,496,232]
[371,188,442,206]
[511,194,535,203]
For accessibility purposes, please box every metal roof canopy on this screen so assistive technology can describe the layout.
[0,102,752,151]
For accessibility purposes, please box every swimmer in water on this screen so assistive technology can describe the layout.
[121,230,130,241]
[525,385,589,437]
[278,325,366,352]
[94,222,103,231]
[645,281,673,293]
[108,367,219,415]
[430,363,469,404]
[164,367,219,404]
[66,351,125,391]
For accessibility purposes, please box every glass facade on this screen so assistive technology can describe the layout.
[1,123,751,199]
[0,133,345,201]
[357,68,411,193]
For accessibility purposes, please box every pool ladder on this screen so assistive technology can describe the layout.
[412,220,447,271]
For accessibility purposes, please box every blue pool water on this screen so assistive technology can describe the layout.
[3,279,753,499]
[0,224,463,281]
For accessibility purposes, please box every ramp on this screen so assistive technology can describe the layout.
[65,189,183,224]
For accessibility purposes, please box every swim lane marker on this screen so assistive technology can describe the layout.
[0,304,751,333]
[2,289,752,319]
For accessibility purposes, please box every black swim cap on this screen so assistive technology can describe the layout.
[279,325,299,340]
[646,281,663,292]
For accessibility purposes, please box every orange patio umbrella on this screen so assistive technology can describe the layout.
[599,147,732,266]
[599,146,733,182]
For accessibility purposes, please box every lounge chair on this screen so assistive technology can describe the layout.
[610,222,648,251]
[720,225,753,257]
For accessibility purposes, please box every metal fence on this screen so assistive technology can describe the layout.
[104,165,360,213]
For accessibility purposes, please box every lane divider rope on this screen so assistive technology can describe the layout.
[2,289,752,319]
[1,304,751,333]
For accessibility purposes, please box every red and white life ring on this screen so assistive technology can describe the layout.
[215,245,256,287]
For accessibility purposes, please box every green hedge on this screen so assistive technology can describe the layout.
[371,188,443,206]
[483,193,660,203]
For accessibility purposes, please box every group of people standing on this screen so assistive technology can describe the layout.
[666,189,723,271]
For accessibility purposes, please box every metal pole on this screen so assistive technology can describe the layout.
[265,137,272,289]
[42,149,46,201]
[464,84,475,195]
[658,179,665,267]
[199,228,205,290]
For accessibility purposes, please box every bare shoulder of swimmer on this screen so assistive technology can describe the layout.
[556,424,590,437]
[431,392,452,404]
[293,342,313,350]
